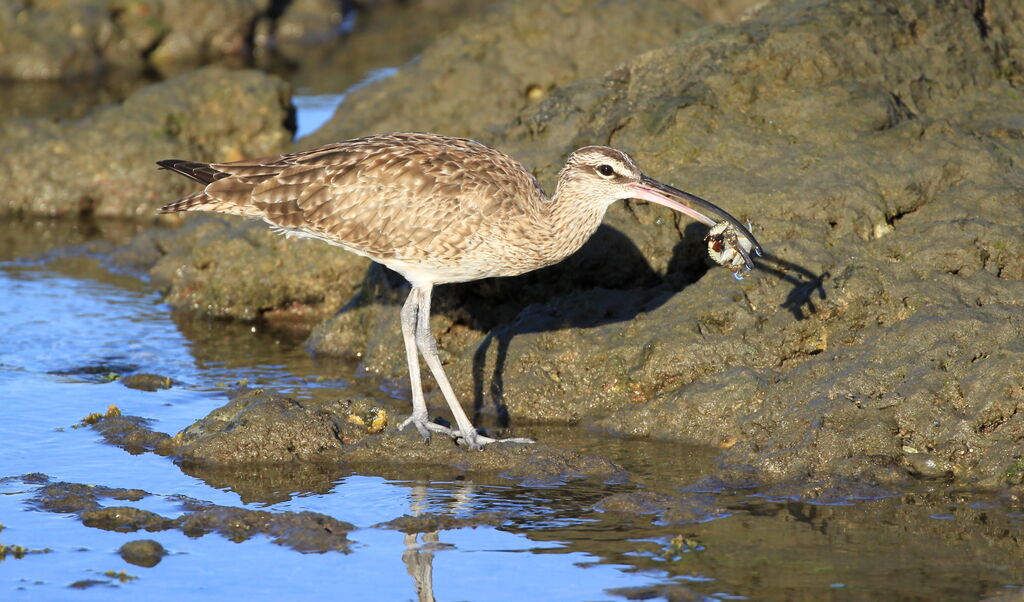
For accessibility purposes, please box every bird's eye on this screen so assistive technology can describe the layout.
[597,164,615,177]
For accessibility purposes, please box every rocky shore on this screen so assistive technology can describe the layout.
[3,0,1023,501]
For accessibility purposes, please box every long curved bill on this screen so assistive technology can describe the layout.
[630,175,763,270]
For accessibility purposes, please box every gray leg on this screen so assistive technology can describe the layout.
[414,284,532,449]
[398,287,451,439]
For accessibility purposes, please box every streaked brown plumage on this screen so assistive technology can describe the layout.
[158,132,761,449]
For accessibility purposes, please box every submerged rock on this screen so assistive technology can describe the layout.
[26,477,354,554]
[121,373,173,392]
[595,490,729,524]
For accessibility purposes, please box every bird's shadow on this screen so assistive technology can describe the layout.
[339,223,829,431]
[463,226,832,429]
[756,252,831,321]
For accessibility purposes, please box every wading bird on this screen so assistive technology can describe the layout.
[158,133,761,449]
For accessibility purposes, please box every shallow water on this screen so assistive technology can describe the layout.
[2,221,1023,601]
[292,69,397,142]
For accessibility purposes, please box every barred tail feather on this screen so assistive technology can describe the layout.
[156,158,264,218]
[157,191,214,214]
[157,158,236,214]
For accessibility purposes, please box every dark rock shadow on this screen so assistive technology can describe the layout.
[435,224,665,334]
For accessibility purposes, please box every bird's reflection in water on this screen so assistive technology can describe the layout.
[401,481,474,602]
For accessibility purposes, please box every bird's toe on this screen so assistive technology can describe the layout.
[456,430,534,450]
[398,415,451,442]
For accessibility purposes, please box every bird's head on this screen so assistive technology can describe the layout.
[558,145,762,269]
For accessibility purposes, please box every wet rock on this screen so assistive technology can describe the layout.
[23,476,354,554]
[114,214,368,322]
[904,452,956,480]
[90,414,171,455]
[175,502,353,552]
[333,427,626,485]
[1002,462,1024,489]
[87,388,625,485]
[28,482,147,514]
[754,477,894,504]
[118,539,167,568]
[121,373,172,392]
[0,0,274,80]
[82,507,175,532]
[593,366,767,446]
[375,512,508,533]
[161,389,359,464]
[709,304,1024,489]
[0,67,292,217]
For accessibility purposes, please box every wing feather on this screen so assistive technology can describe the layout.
[161,133,545,262]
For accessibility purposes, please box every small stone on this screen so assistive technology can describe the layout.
[905,453,954,479]
[121,374,172,392]
[118,539,166,568]
[68,579,109,589]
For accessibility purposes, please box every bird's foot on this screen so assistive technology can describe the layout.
[398,415,533,450]
[454,429,534,451]
[398,414,453,441]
